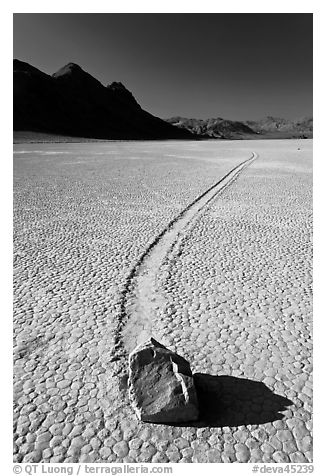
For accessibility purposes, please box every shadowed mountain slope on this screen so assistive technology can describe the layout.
[13,60,194,140]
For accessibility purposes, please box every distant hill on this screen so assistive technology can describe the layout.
[245,116,313,139]
[165,117,256,139]
[166,116,313,140]
[13,59,195,141]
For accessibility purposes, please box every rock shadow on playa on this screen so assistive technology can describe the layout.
[162,373,293,428]
[190,373,294,428]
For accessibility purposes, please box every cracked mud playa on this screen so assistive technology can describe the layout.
[13,139,312,463]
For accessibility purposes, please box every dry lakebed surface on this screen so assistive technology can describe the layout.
[13,139,312,463]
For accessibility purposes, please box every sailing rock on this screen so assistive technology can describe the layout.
[128,337,199,423]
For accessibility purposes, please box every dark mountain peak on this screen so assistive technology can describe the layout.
[107,81,140,109]
[65,62,82,70]
[52,63,104,91]
[14,59,193,140]
[52,62,84,77]
[13,59,48,77]
[108,81,128,91]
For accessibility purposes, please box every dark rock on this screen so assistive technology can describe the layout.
[128,338,199,423]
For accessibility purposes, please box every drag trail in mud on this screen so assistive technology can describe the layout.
[112,152,258,363]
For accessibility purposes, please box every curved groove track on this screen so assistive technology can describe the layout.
[111,152,258,368]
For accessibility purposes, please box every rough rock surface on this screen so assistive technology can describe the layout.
[128,338,199,423]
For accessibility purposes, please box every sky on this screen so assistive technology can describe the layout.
[13,13,313,121]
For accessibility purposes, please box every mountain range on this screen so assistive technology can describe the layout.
[13,59,193,140]
[14,60,312,141]
[165,117,255,139]
[166,116,313,140]
[245,116,313,138]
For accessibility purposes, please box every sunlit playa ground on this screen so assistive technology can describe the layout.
[13,139,312,463]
